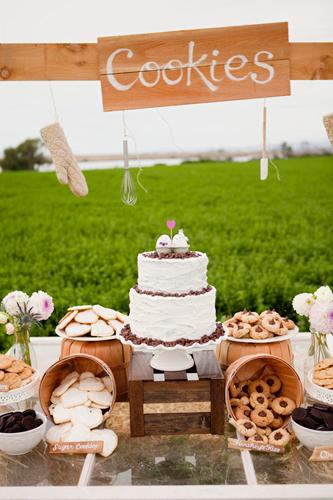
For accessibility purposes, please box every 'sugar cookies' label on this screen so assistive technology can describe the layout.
[228,437,284,454]
[49,440,103,454]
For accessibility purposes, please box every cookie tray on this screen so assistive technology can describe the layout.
[307,368,333,406]
[0,370,40,405]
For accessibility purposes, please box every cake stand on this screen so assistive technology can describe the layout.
[116,323,226,371]
[0,370,40,406]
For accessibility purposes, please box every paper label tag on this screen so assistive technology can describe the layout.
[228,437,284,454]
[48,440,103,455]
[309,446,333,462]
[0,384,9,392]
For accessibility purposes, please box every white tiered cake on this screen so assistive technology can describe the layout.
[120,229,223,348]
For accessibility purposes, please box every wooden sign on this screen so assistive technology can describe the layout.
[48,440,103,455]
[97,22,290,111]
[310,446,333,462]
[228,437,284,454]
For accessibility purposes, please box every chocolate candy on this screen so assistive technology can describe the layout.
[0,410,42,434]
[292,405,333,431]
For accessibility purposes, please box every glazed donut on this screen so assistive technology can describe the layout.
[247,433,268,444]
[274,321,289,336]
[233,322,251,339]
[263,374,282,394]
[271,397,296,416]
[229,382,241,398]
[250,325,270,340]
[260,310,279,319]
[268,428,291,446]
[235,405,252,420]
[270,412,284,429]
[280,317,296,330]
[248,379,270,397]
[250,408,274,427]
[232,418,257,437]
[261,317,281,333]
[240,311,260,324]
[249,392,269,409]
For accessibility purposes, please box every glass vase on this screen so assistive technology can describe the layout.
[9,324,36,367]
[304,330,331,391]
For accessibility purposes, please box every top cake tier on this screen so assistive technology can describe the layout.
[137,251,209,294]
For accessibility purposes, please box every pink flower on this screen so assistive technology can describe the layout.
[28,291,54,320]
[166,220,176,230]
[5,323,15,335]
[309,299,333,335]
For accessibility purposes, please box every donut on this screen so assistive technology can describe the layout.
[260,310,280,319]
[235,405,252,420]
[249,392,269,409]
[240,311,260,324]
[261,317,280,333]
[232,418,257,437]
[247,433,268,444]
[270,412,284,429]
[250,408,274,427]
[263,374,282,394]
[229,382,241,398]
[233,322,251,339]
[271,397,296,416]
[248,379,270,397]
[280,317,296,330]
[268,428,291,446]
[250,325,270,340]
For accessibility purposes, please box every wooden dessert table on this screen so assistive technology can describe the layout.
[0,334,333,500]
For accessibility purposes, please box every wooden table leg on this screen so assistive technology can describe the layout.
[129,380,145,436]
[210,378,224,435]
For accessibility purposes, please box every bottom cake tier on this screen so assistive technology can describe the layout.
[129,286,216,342]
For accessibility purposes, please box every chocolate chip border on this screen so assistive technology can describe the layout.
[119,322,224,347]
[133,285,213,298]
[142,251,201,259]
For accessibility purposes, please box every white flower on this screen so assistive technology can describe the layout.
[28,291,54,320]
[2,291,29,316]
[5,323,15,335]
[292,293,315,317]
[0,312,8,324]
[314,286,333,302]
[309,299,333,335]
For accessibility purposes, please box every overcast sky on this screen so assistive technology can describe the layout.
[1,0,333,155]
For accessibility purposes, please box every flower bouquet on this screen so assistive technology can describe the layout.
[0,290,54,366]
[293,286,333,365]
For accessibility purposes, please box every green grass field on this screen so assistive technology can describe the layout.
[0,156,332,350]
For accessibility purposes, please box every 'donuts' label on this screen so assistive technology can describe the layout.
[48,440,103,455]
[228,437,284,454]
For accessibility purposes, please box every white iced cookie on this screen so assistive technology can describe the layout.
[88,389,113,407]
[52,372,79,397]
[93,305,117,321]
[91,319,114,337]
[68,305,92,311]
[108,319,124,332]
[156,234,172,255]
[51,393,61,405]
[75,309,99,324]
[116,312,129,324]
[91,429,118,457]
[61,387,88,408]
[70,406,103,429]
[58,311,78,330]
[63,423,91,442]
[80,371,95,381]
[53,404,72,424]
[91,402,109,410]
[46,422,73,444]
[49,403,56,415]
[79,377,105,392]
[65,322,91,337]
[102,376,113,393]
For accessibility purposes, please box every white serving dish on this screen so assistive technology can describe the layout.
[55,326,119,342]
[0,370,40,405]
[0,411,47,455]
[224,326,298,343]
[291,417,333,450]
[306,369,333,406]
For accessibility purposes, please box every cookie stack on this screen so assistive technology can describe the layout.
[225,310,296,340]
[46,370,117,457]
[229,374,295,447]
[0,355,35,392]
[57,305,129,338]
[312,357,333,390]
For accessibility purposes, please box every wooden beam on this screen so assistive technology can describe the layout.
[0,42,333,81]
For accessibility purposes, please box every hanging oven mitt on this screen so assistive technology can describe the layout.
[40,122,88,197]
[323,114,333,149]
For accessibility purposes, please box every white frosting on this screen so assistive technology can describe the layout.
[129,287,216,342]
[137,252,208,293]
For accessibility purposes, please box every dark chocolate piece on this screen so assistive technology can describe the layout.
[292,407,307,421]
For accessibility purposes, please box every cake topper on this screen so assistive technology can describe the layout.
[156,221,189,255]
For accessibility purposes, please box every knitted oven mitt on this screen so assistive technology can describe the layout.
[323,114,333,149]
[40,122,88,197]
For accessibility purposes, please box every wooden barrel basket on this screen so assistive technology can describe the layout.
[60,339,132,401]
[225,354,303,427]
[216,338,293,368]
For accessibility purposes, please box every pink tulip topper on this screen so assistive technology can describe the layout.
[167,219,176,238]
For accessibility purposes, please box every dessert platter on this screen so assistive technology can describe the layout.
[306,356,333,405]
[55,304,129,341]
[224,309,298,343]
[0,354,40,405]
[116,226,225,370]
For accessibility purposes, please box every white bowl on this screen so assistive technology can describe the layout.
[0,411,47,455]
[291,417,333,450]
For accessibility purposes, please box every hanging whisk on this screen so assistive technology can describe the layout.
[121,138,137,205]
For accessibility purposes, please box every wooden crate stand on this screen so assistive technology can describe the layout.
[128,350,224,436]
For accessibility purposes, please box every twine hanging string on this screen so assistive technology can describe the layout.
[121,111,148,194]
[261,99,281,181]
[48,81,59,122]
[155,108,186,155]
